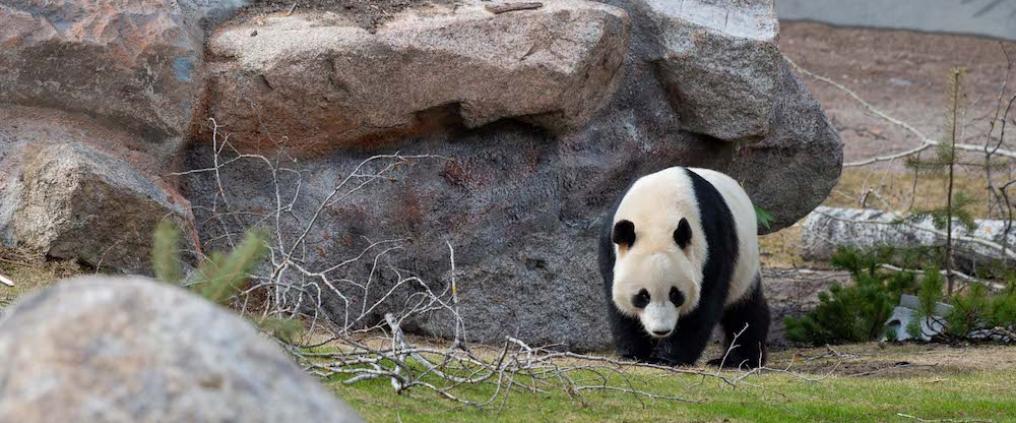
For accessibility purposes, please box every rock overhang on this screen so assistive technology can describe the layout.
[202,0,631,154]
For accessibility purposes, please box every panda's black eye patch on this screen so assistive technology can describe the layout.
[674,218,692,249]
[612,220,636,248]
[669,286,685,307]
[632,289,650,309]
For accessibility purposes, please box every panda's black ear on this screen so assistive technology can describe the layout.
[674,218,692,249]
[612,220,636,248]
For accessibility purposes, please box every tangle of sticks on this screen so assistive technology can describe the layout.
[177,119,760,407]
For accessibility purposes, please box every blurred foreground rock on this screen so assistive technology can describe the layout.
[0,275,361,423]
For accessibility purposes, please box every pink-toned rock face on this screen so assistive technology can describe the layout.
[0,0,202,150]
[203,0,630,154]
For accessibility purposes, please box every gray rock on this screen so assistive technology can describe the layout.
[631,0,781,141]
[1,0,842,351]
[10,142,195,272]
[203,0,630,153]
[0,0,245,158]
[0,105,189,252]
[181,0,841,351]
[0,275,361,423]
[0,126,22,247]
[883,294,953,342]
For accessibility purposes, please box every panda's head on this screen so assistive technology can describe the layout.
[610,170,706,339]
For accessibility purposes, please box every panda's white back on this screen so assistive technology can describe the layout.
[688,168,760,305]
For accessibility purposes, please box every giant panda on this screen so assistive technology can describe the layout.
[597,167,770,368]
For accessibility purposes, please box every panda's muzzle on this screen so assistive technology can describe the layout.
[641,301,678,338]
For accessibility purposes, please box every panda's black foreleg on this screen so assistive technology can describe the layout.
[607,306,657,362]
[654,310,717,366]
[710,279,770,369]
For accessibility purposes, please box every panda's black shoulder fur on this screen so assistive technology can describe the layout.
[684,168,739,302]
[598,167,746,366]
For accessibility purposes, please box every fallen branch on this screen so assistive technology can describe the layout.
[0,273,13,287]
[896,412,993,423]
[485,2,543,14]
[800,206,1016,267]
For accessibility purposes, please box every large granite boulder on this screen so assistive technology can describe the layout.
[0,275,361,422]
[2,0,841,350]
[203,0,630,153]
[0,0,244,269]
[183,0,841,350]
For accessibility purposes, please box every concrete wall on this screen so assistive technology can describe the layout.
[777,0,1016,41]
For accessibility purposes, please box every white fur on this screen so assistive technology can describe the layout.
[611,167,760,337]
[642,302,677,336]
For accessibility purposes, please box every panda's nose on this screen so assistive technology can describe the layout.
[652,329,671,337]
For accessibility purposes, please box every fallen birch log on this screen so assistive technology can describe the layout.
[800,206,1016,270]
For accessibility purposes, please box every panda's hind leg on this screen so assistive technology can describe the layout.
[708,276,770,369]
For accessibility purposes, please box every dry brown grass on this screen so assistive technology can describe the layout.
[760,166,1006,268]
[0,248,81,304]
[824,167,997,217]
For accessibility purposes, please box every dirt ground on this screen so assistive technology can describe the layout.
[762,341,1016,376]
[759,22,1016,346]
[779,21,1016,167]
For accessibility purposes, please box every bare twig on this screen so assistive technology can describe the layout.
[0,273,13,287]
[485,2,543,14]
[896,412,993,423]
[185,121,735,408]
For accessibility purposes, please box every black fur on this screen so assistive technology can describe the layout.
[612,220,636,247]
[708,274,770,369]
[674,218,692,249]
[598,168,770,368]
[669,286,684,307]
[599,207,656,360]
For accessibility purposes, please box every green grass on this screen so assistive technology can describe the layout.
[331,366,1015,422]
[4,249,1013,423]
